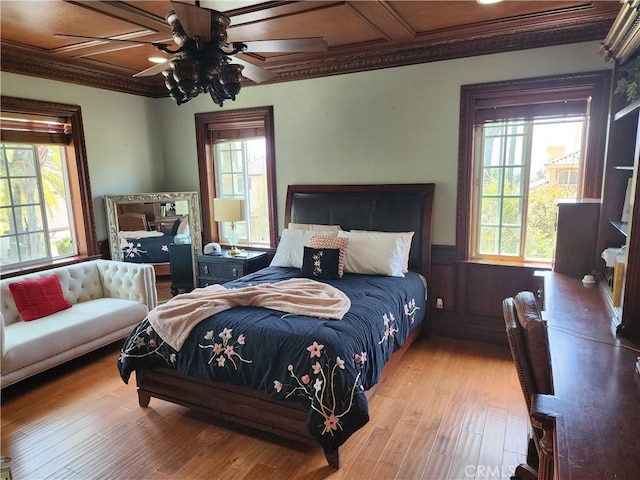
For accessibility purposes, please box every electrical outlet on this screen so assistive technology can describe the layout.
[435,297,444,309]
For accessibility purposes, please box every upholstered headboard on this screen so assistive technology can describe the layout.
[284,184,434,278]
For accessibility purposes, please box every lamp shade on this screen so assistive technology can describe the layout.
[174,200,189,216]
[213,198,245,222]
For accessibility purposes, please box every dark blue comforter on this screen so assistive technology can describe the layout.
[117,266,426,450]
[121,233,171,263]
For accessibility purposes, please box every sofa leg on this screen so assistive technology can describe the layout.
[137,389,151,407]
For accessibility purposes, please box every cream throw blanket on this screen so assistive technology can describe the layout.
[148,279,351,351]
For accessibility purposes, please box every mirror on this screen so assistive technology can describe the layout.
[104,192,202,286]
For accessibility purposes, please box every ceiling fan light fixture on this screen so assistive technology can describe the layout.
[129,1,326,106]
[162,70,188,105]
[166,11,189,47]
[209,80,234,107]
[171,58,199,100]
[209,11,231,44]
[218,64,244,98]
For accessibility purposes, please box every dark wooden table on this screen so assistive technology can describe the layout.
[535,271,640,479]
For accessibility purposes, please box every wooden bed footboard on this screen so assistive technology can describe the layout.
[136,367,341,467]
[135,328,419,468]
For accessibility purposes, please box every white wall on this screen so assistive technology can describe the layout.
[2,41,611,244]
[154,41,611,245]
[0,73,163,238]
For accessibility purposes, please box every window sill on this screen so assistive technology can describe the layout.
[226,242,275,254]
[0,254,101,279]
[464,258,552,270]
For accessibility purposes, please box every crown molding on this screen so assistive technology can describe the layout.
[1,42,166,97]
[267,20,614,83]
[1,19,613,98]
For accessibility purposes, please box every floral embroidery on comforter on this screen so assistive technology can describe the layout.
[117,266,426,450]
[121,234,171,263]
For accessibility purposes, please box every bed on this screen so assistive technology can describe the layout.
[119,217,186,276]
[120,230,172,264]
[117,183,434,468]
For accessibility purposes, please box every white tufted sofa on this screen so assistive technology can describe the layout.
[1,259,157,388]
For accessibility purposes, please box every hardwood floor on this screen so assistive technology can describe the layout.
[156,276,173,303]
[0,336,528,480]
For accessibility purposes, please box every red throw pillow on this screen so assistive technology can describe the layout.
[8,274,72,321]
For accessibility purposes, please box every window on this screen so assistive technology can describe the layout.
[473,116,586,262]
[557,170,579,186]
[195,107,277,248]
[457,72,611,265]
[214,138,269,244]
[0,97,97,273]
[1,143,76,265]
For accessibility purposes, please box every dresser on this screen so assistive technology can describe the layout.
[148,216,180,233]
[196,250,269,287]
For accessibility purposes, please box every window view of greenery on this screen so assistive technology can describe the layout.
[0,143,76,268]
[475,117,584,262]
[215,138,269,246]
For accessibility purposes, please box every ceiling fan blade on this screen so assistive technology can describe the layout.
[54,33,170,48]
[240,37,328,53]
[170,1,213,41]
[232,58,275,83]
[134,60,173,77]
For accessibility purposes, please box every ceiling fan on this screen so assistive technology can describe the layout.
[56,1,327,106]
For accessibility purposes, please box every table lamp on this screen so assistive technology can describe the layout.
[174,200,189,217]
[213,198,245,255]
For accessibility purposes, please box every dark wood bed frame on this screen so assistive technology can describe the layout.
[135,183,435,468]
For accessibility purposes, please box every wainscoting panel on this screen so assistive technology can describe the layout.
[429,245,541,345]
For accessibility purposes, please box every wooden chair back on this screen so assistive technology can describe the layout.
[118,213,148,231]
[503,291,554,479]
[503,292,554,408]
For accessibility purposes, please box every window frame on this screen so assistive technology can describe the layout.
[195,106,277,249]
[456,71,611,263]
[0,96,97,276]
[471,118,533,261]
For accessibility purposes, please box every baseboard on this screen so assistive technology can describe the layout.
[430,311,508,346]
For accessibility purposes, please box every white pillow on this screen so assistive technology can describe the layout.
[118,230,164,238]
[350,230,414,272]
[338,230,414,277]
[270,229,339,268]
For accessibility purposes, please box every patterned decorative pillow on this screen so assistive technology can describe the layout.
[270,229,339,269]
[308,235,349,278]
[301,247,341,280]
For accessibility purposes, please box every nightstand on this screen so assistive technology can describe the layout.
[149,216,180,233]
[196,250,269,287]
[169,243,194,295]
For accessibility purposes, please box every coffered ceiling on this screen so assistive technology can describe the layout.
[0,1,622,98]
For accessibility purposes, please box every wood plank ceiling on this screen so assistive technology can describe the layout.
[0,1,622,98]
